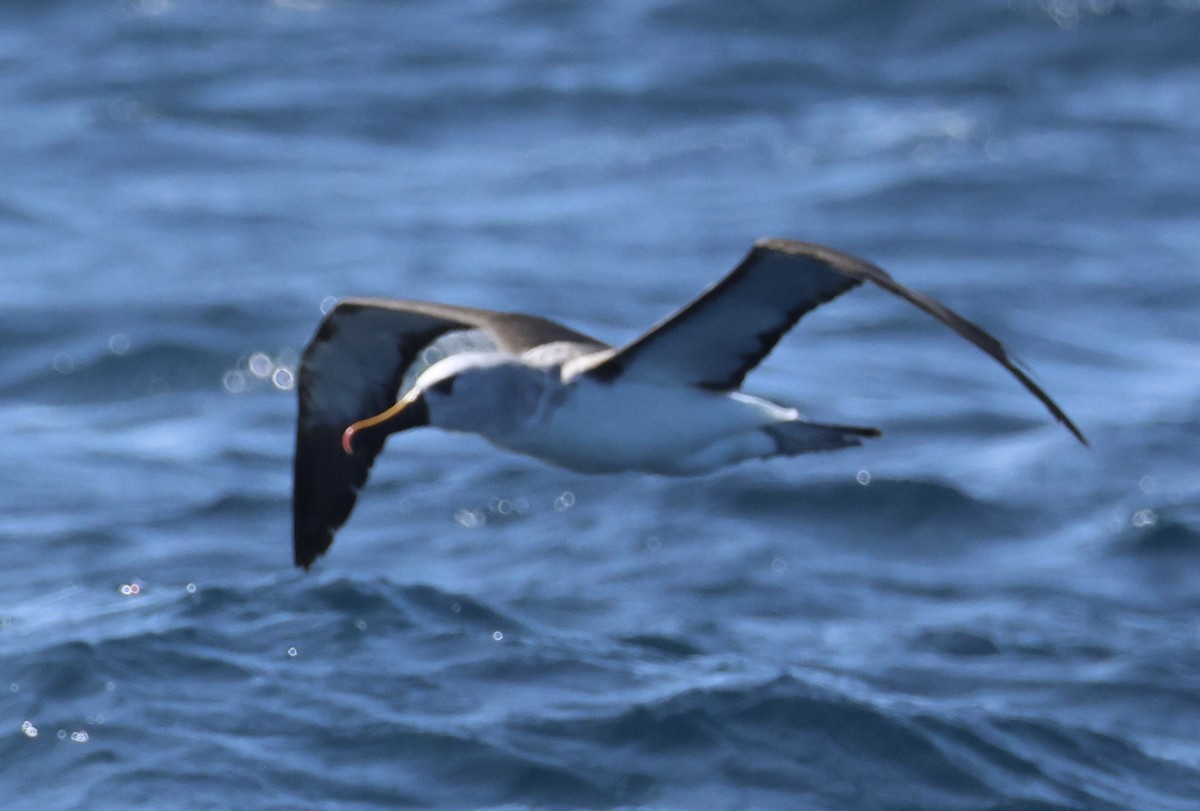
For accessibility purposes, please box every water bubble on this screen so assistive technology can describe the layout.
[52,353,74,374]
[287,647,298,657]
[320,296,338,314]
[120,583,140,596]
[248,352,274,378]
[771,557,787,573]
[105,680,116,692]
[645,535,661,552]
[450,602,462,614]
[1138,475,1158,495]
[454,508,483,528]
[186,583,197,594]
[422,346,444,365]
[108,333,131,355]
[57,729,67,740]
[553,491,576,511]
[354,619,367,631]
[222,370,247,394]
[856,470,872,485]
[9,683,18,693]
[492,631,504,642]
[271,367,295,391]
[70,731,89,743]
[21,721,37,738]
[1132,509,1158,528]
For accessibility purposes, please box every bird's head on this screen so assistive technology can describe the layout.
[341,353,539,454]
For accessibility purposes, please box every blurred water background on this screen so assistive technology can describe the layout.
[2,1,1200,808]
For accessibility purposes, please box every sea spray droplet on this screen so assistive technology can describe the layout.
[248,352,274,378]
[223,370,247,393]
[272,367,295,391]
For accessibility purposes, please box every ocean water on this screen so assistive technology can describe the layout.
[3,0,1200,808]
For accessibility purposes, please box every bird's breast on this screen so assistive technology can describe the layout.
[488,378,783,474]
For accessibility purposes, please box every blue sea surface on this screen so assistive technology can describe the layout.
[3,1,1200,808]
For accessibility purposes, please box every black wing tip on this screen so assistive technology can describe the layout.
[1062,418,1090,447]
[1001,360,1089,448]
[292,530,331,570]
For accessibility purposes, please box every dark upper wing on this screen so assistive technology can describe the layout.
[293,297,605,569]
[576,238,1087,445]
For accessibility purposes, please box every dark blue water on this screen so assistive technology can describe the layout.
[3,1,1200,808]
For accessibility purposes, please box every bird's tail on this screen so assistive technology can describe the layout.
[763,418,881,455]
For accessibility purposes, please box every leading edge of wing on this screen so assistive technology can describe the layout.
[337,297,608,355]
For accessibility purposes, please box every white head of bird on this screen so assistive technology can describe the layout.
[416,352,551,435]
[341,351,555,454]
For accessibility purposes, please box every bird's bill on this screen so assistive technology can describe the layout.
[341,389,430,454]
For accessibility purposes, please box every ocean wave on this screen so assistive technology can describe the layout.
[521,673,1075,809]
[695,475,1023,553]
[0,300,303,405]
[1112,501,1200,558]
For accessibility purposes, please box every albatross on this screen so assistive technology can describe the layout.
[293,238,1085,569]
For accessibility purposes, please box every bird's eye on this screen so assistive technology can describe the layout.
[430,377,455,396]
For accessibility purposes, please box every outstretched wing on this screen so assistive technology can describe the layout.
[576,238,1086,445]
[293,298,605,569]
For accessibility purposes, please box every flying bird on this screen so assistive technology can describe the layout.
[293,238,1085,568]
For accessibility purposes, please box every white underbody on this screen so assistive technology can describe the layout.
[477,375,794,475]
